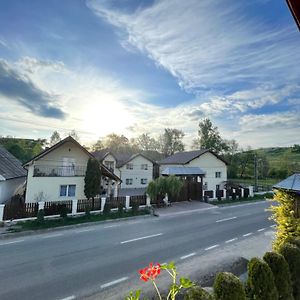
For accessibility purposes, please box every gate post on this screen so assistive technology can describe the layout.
[38,201,45,211]
[101,197,106,212]
[146,194,151,207]
[0,204,5,221]
[241,188,244,198]
[125,196,130,209]
[72,199,78,215]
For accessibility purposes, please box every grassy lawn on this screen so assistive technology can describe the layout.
[229,178,279,186]
[11,208,151,232]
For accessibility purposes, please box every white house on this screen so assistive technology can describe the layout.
[0,146,27,204]
[24,137,120,203]
[93,150,155,193]
[159,149,228,191]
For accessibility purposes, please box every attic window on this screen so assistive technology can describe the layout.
[126,163,133,170]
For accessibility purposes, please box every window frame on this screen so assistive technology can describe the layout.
[59,184,76,197]
[126,163,133,170]
[125,178,133,185]
[215,171,221,178]
[141,178,148,185]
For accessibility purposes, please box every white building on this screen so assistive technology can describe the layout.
[93,150,155,194]
[0,146,27,204]
[24,137,120,203]
[159,149,228,191]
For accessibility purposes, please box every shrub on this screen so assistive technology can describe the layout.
[287,236,300,249]
[263,251,293,300]
[85,206,91,218]
[59,205,68,219]
[184,286,214,300]
[278,243,300,300]
[247,257,278,300]
[103,202,111,216]
[213,272,246,300]
[131,202,139,215]
[118,202,124,217]
[36,209,45,224]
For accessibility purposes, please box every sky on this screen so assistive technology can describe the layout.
[0,0,299,149]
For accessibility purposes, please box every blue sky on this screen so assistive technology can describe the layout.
[0,0,299,148]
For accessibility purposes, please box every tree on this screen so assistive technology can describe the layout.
[49,131,61,146]
[84,158,101,208]
[159,128,185,157]
[193,118,228,154]
[68,129,80,142]
[136,133,159,152]
[103,133,134,154]
[91,139,104,152]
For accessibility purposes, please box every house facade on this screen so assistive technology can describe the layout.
[0,146,27,204]
[159,150,228,191]
[93,150,154,190]
[24,137,120,203]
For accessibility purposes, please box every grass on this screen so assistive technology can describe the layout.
[14,208,151,231]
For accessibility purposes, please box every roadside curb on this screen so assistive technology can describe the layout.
[0,214,154,240]
[216,199,267,207]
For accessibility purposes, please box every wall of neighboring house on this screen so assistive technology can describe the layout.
[160,152,227,191]
[25,141,89,203]
[0,177,26,204]
[119,155,153,189]
[102,154,119,177]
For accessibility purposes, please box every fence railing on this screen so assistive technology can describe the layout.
[77,198,102,212]
[33,165,86,177]
[130,195,147,206]
[3,202,38,220]
[44,201,72,216]
[106,196,126,209]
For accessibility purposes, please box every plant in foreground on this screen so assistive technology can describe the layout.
[126,262,194,300]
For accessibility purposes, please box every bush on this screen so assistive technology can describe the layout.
[59,205,68,219]
[247,257,278,300]
[36,209,45,224]
[213,272,246,300]
[263,251,293,300]
[278,243,300,300]
[85,206,91,218]
[118,202,124,217]
[184,286,214,300]
[287,236,300,249]
[131,202,139,215]
[103,202,111,216]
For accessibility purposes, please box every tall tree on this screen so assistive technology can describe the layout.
[84,158,101,208]
[193,118,228,154]
[49,131,61,146]
[103,133,134,154]
[136,133,159,151]
[91,139,104,152]
[159,128,185,157]
[68,129,80,142]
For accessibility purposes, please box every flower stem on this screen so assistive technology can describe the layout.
[152,280,162,300]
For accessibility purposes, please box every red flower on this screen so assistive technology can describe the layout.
[139,263,161,282]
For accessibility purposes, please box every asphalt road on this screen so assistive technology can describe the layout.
[0,201,274,300]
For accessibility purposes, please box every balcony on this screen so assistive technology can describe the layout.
[33,165,87,177]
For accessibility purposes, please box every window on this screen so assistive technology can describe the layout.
[141,178,148,185]
[215,172,221,178]
[126,178,133,185]
[60,185,76,197]
[216,184,220,191]
[126,163,133,170]
[141,164,148,170]
[104,161,114,171]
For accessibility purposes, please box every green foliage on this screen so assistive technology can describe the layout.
[118,202,125,217]
[287,236,300,249]
[125,290,141,300]
[36,209,45,224]
[184,286,214,300]
[271,190,300,250]
[247,257,278,300]
[84,158,101,200]
[103,202,111,216]
[213,272,246,300]
[59,205,68,219]
[278,243,300,300]
[159,128,185,157]
[263,251,293,300]
[85,206,91,218]
[131,202,139,215]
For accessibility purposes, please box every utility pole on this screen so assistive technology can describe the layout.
[254,154,258,192]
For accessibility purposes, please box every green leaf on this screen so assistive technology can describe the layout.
[180,277,194,288]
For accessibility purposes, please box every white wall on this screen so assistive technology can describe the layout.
[119,155,153,189]
[0,177,26,204]
[160,152,227,191]
[25,141,90,203]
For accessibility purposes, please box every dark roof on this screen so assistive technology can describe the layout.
[286,0,300,31]
[159,149,228,165]
[273,173,300,192]
[161,167,205,176]
[0,146,27,180]
[23,136,120,182]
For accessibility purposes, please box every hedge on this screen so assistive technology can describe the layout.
[184,286,214,300]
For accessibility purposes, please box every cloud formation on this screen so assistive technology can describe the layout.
[0,59,66,119]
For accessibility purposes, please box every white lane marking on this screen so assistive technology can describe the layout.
[101,277,128,289]
[243,232,253,237]
[75,228,95,233]
[0,239,25,246]
[216,216,237,223]
[257,228,266,232]
[58,296,76,300]
[120,233,163,244]
[41,233,63,239]
[270,224,276,228]
[180,252,196,260]
[104,224,121,229]
[225,238,238,244]
[205,244,219,251]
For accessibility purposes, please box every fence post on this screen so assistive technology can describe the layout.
[222,189,226,199]
[0,204,5,221]
[241,188,244,198]
[125,196,130,209]
[101,197,106,212]
[38,201,45,211]
[212,190,216,199]
[72,199,78,215]
[249,186,254,197]
[146,194,151,207]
